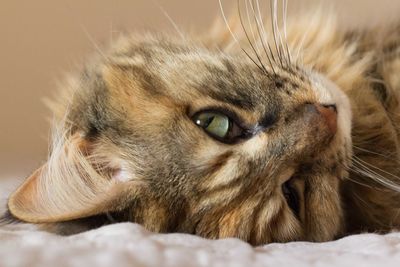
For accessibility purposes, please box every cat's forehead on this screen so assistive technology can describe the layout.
[98,37,314,121]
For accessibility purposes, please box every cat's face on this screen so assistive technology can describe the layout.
[8,36,352,245]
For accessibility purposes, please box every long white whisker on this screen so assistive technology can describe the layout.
[254,0,273,59]
[252,0,277,74]
[245,0,262,57]
[274,0,289,67]
[151,0,186,40]
[283,0,292,65]
[81,26,109,62]
[270,0,283,67]
[339,162,376,189]
[295,27,310,64]
[354,156,400,181]
[218,0,241,45]
[218,0,266,73]
[237,0,269,73]
[353,192,374,210]
[353,145,399,162]
[350,165,388,190]
[352,158,400,192]
[274,0,288,66]
[294,9,320,64]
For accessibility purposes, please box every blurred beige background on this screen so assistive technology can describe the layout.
[1,0,400,180]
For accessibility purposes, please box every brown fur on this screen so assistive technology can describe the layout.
[3,3,400,245]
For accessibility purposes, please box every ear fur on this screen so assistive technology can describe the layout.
[8,132,140,223]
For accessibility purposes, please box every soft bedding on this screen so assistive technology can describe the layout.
[1,178,400,267]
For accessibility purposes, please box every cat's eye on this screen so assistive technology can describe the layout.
[192,110,245,143]
[194,112,230,138]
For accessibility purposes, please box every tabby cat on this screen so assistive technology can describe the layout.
[2,1,400,245]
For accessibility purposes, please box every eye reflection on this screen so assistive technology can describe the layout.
[194,112,231,138]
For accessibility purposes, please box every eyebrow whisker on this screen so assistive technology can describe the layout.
[251,0,277,76]
[270,0,284,68]
[218,0,268,74]
[237,0,270,75]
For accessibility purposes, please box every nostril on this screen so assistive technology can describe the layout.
[322,104,337,113]
[315,104,338,134]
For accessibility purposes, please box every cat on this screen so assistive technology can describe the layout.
[2,0,400,245]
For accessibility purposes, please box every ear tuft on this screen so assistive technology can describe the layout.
[8,133,134,223]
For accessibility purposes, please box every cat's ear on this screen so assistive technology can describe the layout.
[8,133,143,223]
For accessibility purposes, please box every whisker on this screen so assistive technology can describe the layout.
[81,26,109,62]
[251,0,277,75]
[353,145,399,162]
[294,9,320,64]
[218,0,241,45]
[218,0,267,73]
[339,162,376,189]
[237,0,269,74]
[353,155,400,181]
[254,0,278,66]
[282,0,292,65]
[152,0,186,40]
[274,0,289,66]
[340,156,393,191]
[352,158,400,192]
[244,0,262,58]
[270,0,284,68]
[391,209,400,226]
[60,2,110,63]
[350,166,389,190]
[353,191,373,209]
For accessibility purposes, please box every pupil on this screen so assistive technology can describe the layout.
[206,115,229,138]
[196,115,214,128]
[203,116,215,128]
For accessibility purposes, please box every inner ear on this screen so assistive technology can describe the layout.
[8,133,140,223]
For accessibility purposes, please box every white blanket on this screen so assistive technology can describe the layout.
[1,179,400,267]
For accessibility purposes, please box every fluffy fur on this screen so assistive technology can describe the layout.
[3,1,400,245]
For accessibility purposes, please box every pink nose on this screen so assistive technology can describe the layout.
[315,104,337,134]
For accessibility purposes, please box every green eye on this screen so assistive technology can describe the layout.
[194,112,231,139]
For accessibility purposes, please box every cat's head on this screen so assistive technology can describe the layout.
[7,31,352,244]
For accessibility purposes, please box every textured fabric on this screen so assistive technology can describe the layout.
[1,179,400,267]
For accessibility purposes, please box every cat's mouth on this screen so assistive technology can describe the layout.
[282,175,305,220]
[282,178,300,217]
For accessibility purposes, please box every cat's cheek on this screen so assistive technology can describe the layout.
[237,134,268,157]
